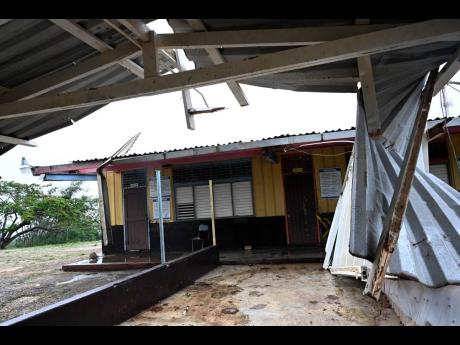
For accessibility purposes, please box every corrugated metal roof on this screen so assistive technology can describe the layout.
[71,116,459,164]
[0,19,169,156]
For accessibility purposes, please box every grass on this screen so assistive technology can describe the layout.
[4,240,100,251]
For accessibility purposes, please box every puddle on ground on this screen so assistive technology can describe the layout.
[56,274,97,286]
[250,304,267,310]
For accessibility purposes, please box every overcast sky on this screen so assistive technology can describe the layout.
[1,20,459,197]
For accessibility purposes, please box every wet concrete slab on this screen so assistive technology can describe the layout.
[121,263,402,326]
[219,247,325,265]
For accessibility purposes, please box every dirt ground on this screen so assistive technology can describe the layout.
[0,241,139,323]
[121,263,402,326]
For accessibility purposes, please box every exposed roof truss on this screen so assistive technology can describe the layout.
[1,19,459,120]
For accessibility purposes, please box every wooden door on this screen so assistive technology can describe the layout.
[283,155,318,245]
[124,187,149,251]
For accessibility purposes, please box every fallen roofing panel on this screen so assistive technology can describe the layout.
[346,51,460,288]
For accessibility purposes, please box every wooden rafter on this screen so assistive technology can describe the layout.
[102,19,142,49]
[116,19,177,67]
[0,42,140,103]
[176,49,195,130]
[49,19,144,78]
[0,134,38,147]
[186,19,249,107]
[433,45,460,95]
[357,55,381,135]
[154,24,400,49]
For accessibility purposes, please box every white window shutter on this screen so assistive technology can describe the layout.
[194,184,211,219]
[214,183,233,218]
[232,181,254,216]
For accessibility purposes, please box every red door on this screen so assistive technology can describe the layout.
[124,187,149,251]
[283,155,318,245]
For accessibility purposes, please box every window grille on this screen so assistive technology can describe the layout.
[122,169,146,189]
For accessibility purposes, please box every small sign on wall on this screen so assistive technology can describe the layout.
[319,168,342,199]
[149,175,171,220]
[153,198,171,220]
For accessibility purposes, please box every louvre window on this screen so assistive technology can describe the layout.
[194,184,212,219]
[175,181,254,220]
[429,163,450,185]
[175,186,195,219]
[232,181,254,216]
[214,183,233,217]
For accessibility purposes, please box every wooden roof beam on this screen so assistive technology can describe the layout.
[49,19,144,78]
[116,19,177,68]
[357,55,381,136]
[0,134,38,147]
[154,24,400,49]
[0,42,141,103]
[433,45,460,95]
[0,19,459,119]
[186,19,249,107]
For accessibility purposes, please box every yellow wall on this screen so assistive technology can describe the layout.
[447,133,460,191]
[104,171,123,226]
[252,155,286,217]
[311,146,349,214]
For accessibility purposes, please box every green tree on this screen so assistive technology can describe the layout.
[0,180,100,249]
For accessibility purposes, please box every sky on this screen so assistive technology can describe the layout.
[1,20,459,197]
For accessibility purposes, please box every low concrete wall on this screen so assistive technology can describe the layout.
[383,278,460,326]
[1,246,219,326]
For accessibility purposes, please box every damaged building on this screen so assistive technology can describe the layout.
[1,19,460,326]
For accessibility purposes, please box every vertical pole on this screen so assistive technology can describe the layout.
[156,170,166,264]
[364,69,438,300]
[209,180,216,246]
[142,34,159,78]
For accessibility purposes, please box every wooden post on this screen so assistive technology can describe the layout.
[364,69,439,300]
[142,35,159,78]
[209,180,216,246]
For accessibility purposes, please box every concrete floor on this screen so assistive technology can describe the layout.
[219,247,325,264]
[121,263,402,326]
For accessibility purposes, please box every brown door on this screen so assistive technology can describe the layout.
[124,187,149,251]
[283,155,318,245]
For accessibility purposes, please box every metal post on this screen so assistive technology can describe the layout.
[209,180,216,246]
[156,170,166,264]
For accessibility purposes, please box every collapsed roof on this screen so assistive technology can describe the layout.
[1,19,459,155]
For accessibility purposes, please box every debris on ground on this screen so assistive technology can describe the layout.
[222,307,239,314]
[121,264,401,326]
